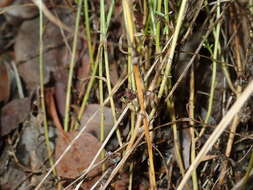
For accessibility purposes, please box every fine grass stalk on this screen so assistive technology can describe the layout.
[38,0,55,175]
[64,0,83,131]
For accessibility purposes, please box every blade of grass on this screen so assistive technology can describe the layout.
[99,51,105,159]
[157,0,188,99]
[199,0,221,137]
[63,0,83,131]
[75,6,116,130]
[189,64,198,190]
[38,0,55,175]
[100,0,122,146]
[74,46,101,130]
[83,0,94,67]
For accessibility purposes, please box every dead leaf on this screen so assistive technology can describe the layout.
[55,131,102,189]
[45,88,65,134]
[76,49,90,100]
[4,0,38,25]
[0,98,30,136]
[14,7,80,89]
[53,63,68,118]
[81,104,114,139]
[0,62,10,102]
[0,0,13,8]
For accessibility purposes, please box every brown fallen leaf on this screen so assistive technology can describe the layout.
[54,81,66,118]
[53,52,68,118]
[45,88,65,135]
[55,131,102,189]
[0,0,13,8]
[0,98,30,136]
[0,62,10,102]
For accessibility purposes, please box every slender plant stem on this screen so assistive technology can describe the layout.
[101,0,122,146]
[199,3,221,137]
[158,0,188,98]
[83,0,94,67]
[64,0,83,131]
[189,65,198,190]
[203,6,220,125]
[242,151,253,189]
[38,0,55,174]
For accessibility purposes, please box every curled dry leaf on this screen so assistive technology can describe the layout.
[81,104,114,139]
[55,131,102,189]
[0,98,30,136]
[45,87,65,134]
[53,50,68,117]
[0,62,10,102]
[54,81,66,118]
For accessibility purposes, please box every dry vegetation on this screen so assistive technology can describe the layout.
[0,0,253,189]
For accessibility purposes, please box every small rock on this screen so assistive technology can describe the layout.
[81,104,114,139]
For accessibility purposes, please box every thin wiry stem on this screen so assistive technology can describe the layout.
[64,0,83,131]
[189,64,198,190]
[100,0,122,146]
[157,0,188,98]
[83,0,94,67]
[38,0,55,175]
